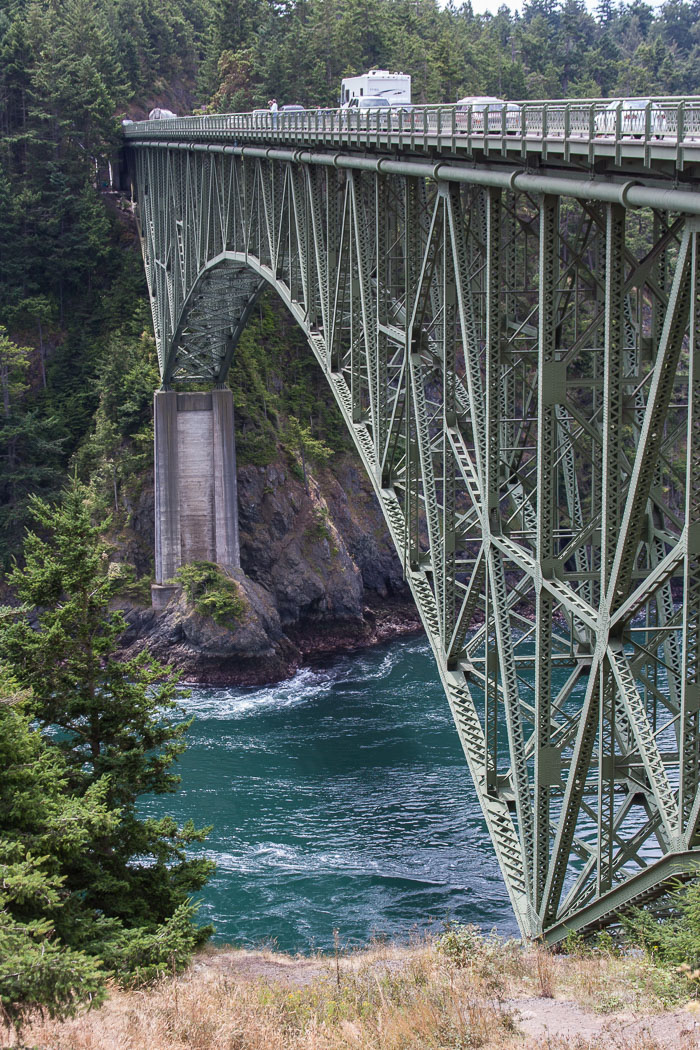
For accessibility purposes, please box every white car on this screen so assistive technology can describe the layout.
[594,99,667,139]
[456,96,521,134]
[341,96,391,128]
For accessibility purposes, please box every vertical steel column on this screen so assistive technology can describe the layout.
[485,188,502,540]
[682,225,700,843]
[376,173,389,483]
[404,178,421,572]
[440,188,457,660]
[599,203,625,895]
[484,187,502,800]
[485,187,533,907]
[535,194,559,913]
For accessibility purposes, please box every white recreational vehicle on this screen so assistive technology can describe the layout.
[340,70,411,108]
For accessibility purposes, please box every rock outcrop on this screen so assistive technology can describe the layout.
[118,453,421,684]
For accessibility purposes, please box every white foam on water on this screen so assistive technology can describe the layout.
[181,666,336,720]
[181,639,425,722]
[200,842,453,885]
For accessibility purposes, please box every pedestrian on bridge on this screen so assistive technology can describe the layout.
[269,98,278,129]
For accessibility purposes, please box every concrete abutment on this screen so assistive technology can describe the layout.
[152,388,240,609]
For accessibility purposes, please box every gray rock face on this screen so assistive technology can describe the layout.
[237,460,366,625]
[119,451,420,685]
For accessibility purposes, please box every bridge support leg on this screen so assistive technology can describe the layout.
[152,387,240,609]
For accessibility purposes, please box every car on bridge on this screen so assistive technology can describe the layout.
[455,96,522,134]
[594,99,668,138]
[341,96,392,128]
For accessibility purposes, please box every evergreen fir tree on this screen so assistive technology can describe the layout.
[0,663,111,1039]
[0,480,214,949]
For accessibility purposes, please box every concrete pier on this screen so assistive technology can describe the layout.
[152,388,240,608]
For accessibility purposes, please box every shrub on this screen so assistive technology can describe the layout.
[435,923,483,968]
[623,878,700,981]
[176,562,246,628]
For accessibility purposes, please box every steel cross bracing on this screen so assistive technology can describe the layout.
[128,127,700,941]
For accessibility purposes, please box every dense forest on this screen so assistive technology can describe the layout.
[2,0,700,1030]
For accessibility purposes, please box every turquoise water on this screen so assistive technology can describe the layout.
[142,636,517,952]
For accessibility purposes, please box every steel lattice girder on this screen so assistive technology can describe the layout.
[130,140,700,940]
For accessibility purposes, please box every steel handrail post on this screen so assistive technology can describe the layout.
[564,102,570,162]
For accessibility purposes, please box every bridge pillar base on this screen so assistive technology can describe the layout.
[151,583,181,610]
[153,387,240,600]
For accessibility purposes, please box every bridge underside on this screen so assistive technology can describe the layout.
[131,139,700,941]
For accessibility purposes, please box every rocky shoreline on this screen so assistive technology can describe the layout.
[116,452,424,687]
[119,594,423,687]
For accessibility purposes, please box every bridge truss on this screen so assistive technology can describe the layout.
[128,115,700,940]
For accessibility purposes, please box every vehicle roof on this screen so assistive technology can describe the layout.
[344,70,408,79]
[606,98,654,108]
[456,96,504,105]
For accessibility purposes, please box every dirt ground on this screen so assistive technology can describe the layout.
[17,941,700,1050]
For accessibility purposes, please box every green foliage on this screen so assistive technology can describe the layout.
[176,561,246,627]
[74,310,159,566]
[435,922,523,997]
[0,847,106,1037]
[284,415,334,491]
[306,505,332,543]
[75,900,206,988]
[0,480,214,1000]
[201,0,700,113]
[435,923,484,968]
[0,665,113,1036]
[0,327,64,568]
[623,878,700,984]
[227,294,349,474]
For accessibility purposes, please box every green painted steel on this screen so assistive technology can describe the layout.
[125,98,700,942]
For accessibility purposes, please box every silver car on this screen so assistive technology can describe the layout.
[456,96,521,134]
[595,99,667,139]
[341,96,391,128]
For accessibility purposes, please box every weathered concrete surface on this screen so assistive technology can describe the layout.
[177,393,215,564]
[153,389,180,584]
[212,387,240,570]
[153,388,240,587]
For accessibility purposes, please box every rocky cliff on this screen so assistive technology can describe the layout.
[80,288,422,685]
[118,451,421,684]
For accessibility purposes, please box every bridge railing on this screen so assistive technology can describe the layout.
[123,97,700,161]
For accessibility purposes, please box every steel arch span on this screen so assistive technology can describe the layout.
[129,135,700,942]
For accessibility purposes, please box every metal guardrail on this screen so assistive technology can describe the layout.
[123,97,700,168]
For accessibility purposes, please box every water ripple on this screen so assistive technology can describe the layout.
[144,636,516,951]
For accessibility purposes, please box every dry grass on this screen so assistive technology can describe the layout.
[13,935,700,1050]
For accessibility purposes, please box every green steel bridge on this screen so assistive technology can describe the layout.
[124,97,700,942]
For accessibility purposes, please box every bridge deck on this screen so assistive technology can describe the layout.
[123,98,700,184]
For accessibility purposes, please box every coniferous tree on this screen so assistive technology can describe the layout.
[0,480,214,946]
[0,664,112,1038]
